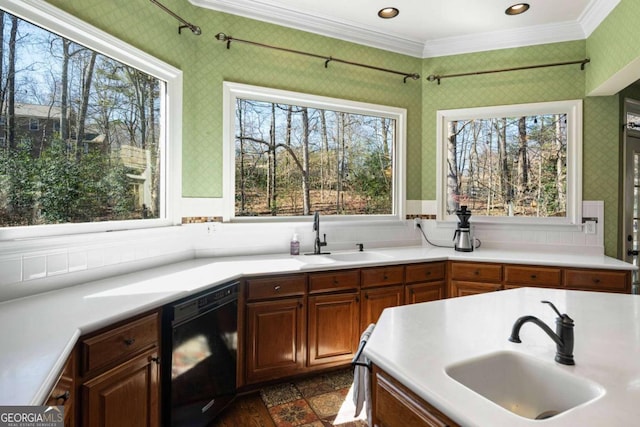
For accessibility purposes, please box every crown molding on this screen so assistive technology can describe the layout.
[422,21,586,58]
[189,0,425,57]
[191,0,618,59]
[579,0,621,37]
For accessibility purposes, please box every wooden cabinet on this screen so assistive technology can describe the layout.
[245,274,307,384]
[564,268,630,293]
[449,262,502,298]
[81,349,159,427]
[372,365,459,427]
[361,285,404,329]
[45,350,75,427]
[405,262,446,304]
[360,265,404,329]
[78,311,160,427]
[308,292,360,368]
[504,265,562,288]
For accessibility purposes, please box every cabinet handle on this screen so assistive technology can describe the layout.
[298,302,303,309]
[333,279,339,285]
[356,296,360,302]
[365,293,369,299]
[124,338,136,346]
[530,274,537,279]
[474,270,480,275]
[593,278,601,283]
[151,356,160,365]
[383,275,388,280]
[274,285,281,292]
[54,390,70,403]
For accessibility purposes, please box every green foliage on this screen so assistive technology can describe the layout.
[0,139,137,226]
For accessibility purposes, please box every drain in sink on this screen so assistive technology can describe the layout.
[535,410,560,420]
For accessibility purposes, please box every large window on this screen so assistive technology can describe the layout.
[437,100,582,224]
[223,82,406,221]
[0,0,181,239]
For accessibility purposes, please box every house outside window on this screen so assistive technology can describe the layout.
[0,0,182,240]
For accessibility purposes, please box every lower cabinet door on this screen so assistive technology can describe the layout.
[81,348,159,427]
[245,297,306,384]
[307,292,360,367]
[405,282,445,304]
[360,285,403,330]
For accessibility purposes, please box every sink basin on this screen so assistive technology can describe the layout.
[327,251,392,263]
[445,351,604,420]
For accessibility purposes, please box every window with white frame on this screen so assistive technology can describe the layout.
[223,82,407,221]
[436,100,582,224]
[0,0,181,239]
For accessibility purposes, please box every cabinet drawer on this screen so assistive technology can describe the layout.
[450,262,502,282]
[361,265,404,288]
[405,262,445,284]
[564,269,629,293]
[504,265,562,287]
[81,312,158,376]
[309,269,359,294]
[246,274,306,300]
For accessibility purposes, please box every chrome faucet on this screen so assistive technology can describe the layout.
[312,211,329,255]
[508,300,575,365]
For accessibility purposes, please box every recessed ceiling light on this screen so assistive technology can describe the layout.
[505,3,530,15]
[378,7,399,19]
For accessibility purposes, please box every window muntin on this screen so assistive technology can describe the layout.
[223,82,406,221]
[0,0,182,240]
[436,100,582,224]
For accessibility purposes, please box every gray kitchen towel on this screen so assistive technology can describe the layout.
[353,323,375,425]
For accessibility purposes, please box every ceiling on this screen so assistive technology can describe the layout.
[190,0,620,58]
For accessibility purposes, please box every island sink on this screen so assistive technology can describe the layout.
[445,351,604,420]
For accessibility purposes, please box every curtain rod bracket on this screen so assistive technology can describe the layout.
[150,0,201,35]
[324,57,332,68]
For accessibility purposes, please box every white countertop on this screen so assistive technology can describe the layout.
[364,287,640,426]
[0,245,634,406]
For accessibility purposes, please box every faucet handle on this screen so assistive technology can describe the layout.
[541,300,573,323]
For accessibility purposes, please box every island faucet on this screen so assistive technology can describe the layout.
[313,211,328,255]
[508,300,575,365]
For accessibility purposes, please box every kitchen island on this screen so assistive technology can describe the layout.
[363,287,640,426]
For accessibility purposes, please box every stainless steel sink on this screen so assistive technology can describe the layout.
[445,351,604,420]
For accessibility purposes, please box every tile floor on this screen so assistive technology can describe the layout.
[259,368,367,427]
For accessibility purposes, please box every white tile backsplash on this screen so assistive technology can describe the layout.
[0,201,609,302]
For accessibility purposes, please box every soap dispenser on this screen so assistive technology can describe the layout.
[290,233,300,255]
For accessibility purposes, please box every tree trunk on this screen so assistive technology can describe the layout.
[556,114,566,213]
[320,109,329,203]
[517,116,529,209]
[447,120,459,214]
[76,51,97,157]
[496,118,511,213]
[237,99,246,214]
[7,16,18,149]
[268,103,277,213]
[60,39,71,143]
[301,107,311,215]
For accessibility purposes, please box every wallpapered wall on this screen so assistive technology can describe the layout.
[421,41,621,256]
[45,0,638,257]
[586,0,640,95]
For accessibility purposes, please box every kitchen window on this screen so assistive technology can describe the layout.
[436,100,582,225]
[222,82,406,221]
[0,0,182,240]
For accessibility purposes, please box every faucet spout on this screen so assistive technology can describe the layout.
[312,211,328,255]
[508,301,575,365]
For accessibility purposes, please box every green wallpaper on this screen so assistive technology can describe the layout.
[46,0,422,199]
[420,41,620,256]
[586,0,640,94]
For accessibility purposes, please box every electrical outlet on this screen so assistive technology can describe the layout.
[206,222,216,235]
[584,220,596,234]
[413,218,421,229]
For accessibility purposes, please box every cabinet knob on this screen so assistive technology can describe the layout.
[365,293,369,299]
[531,274,537,279]
[593,278,601,283]
[383,275,388,280]
[274,285,281,292]
[124,338,136,346]
[151,356,160,365]
[474,270,480,275]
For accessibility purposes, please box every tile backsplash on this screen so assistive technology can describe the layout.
[0,201,607,302]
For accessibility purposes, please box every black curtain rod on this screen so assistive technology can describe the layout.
[426,58,590,85]
[215,33,420,83]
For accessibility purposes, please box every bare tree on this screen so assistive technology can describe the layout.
[516,116,529,209]
[7,15,18,149]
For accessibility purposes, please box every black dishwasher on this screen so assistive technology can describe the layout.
[161,281,239,427]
